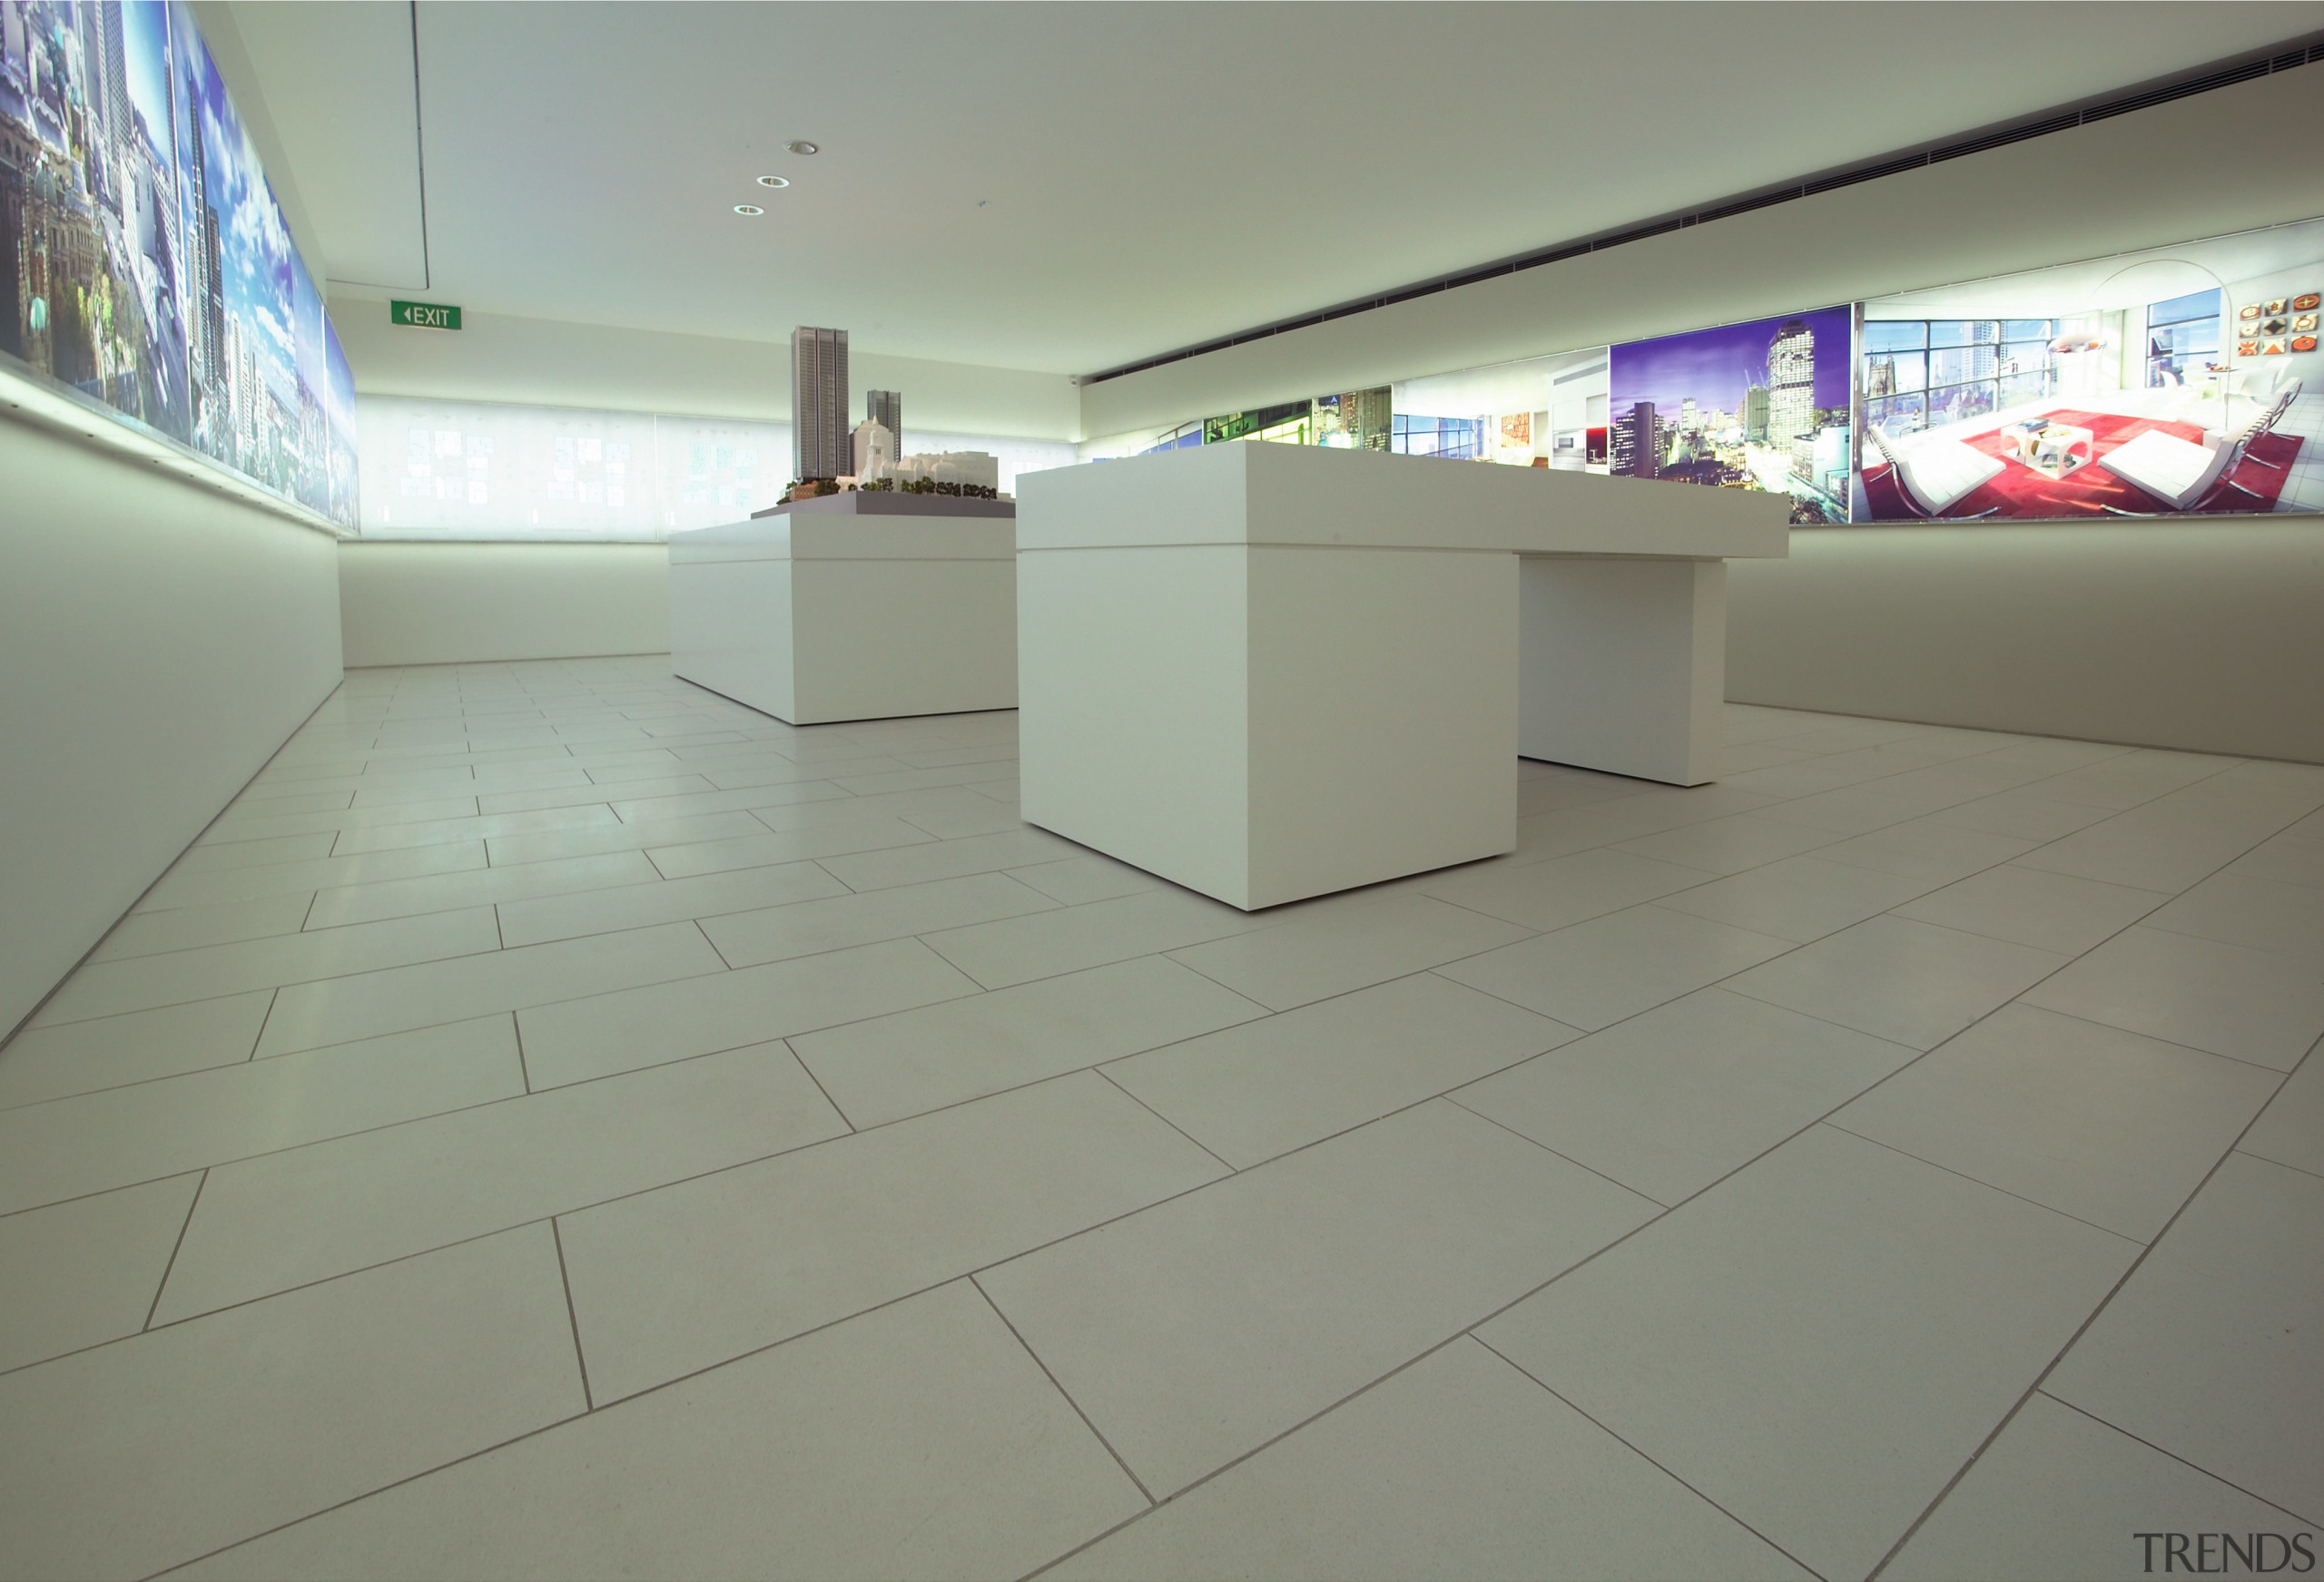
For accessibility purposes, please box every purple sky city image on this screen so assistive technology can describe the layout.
[1610,305,1854,417]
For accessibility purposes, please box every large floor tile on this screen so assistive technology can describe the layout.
[2047,1154,2324,1523]
[139,840,487,911]
[325,802,627,857]
[979,1100,1658,1497]
[922,886,1271,989]
[815,826,1078,890]
[164,830,338,873]
[1415,846,1719,931]
[34,907,502,1025]
[495,858,847,948]
[1653,855,1935,943]
[254,920,724,1056]
[2222,831,2324,889]
[1052,1338,1808,1582]
[1609,812,1844,876]
[2143,871,2324,961]
[1166,894,1531,1011]
[1807,817,2039,883]
[1830,1004,2280,1241]
[557,1073,1227,1402]
[792,955,1263,1127]
[1886,1392,2314,1582]
[151,1041,844,1325]
[2239,1047,2324,1178]
[0,1175,200,1375]
[600,779,855,823]
[2013,818,2259,894]
[1890,863,2168,955]
[1454,987,1917,1205]
[1478,1125,2134,1581]
[1724,914,2065,1049]
[1006,853,1166,905]
[2032,750,2242,810]
[0,990,271,1109]
[517,937,979,1087]
[172,1282,1142,1582]
[1925,791,2118,841]
[90,892,314,963]
[1436,905,1794,1031]
[0,1016,526,1216]
[698,870,1058,968]
[2024,927,2324,1071]
[475,809,764,867]
[1107,972,1581,1168]
[471,771,706,815]
[301,849,661,929]
[642,813,940,879]
[1751,783,1952,835]
[0,1225,581,1582]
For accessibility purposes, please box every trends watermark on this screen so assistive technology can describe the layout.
[2133,1532,2317,1575]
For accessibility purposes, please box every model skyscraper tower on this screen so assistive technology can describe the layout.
[791,327,850,482]
[866,389,901,450]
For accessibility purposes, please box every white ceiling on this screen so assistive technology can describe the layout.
[227,0,2324,377]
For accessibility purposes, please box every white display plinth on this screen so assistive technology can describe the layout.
[669,496,1016,725]
[1015,444,1787,909]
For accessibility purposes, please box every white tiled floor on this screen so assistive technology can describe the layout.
[2,657,2319,1580]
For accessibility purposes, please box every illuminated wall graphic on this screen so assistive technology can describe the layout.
[0,0,351,523]
[1394,348,1608,471]
[1855,221,2322,521]
[1097,221,2319,525]
[1610,307,1854,525]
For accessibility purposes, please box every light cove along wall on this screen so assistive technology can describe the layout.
[0,416,344,1037]
[1078,68,2324,762]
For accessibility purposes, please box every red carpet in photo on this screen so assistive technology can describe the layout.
[1863,408,2305,520]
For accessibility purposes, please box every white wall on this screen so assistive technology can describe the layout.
[1073,66,2324,762]
[1728,525,2324,761]
[0,417,344,1037]
[339,542,669,667]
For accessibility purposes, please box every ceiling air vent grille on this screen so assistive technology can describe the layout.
[1082,36,2323,386]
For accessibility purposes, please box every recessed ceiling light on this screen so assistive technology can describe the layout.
[734,203,763,216]
[785,140,818,155]
[755,174,789,188]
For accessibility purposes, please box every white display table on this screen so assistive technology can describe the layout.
[1015,443,1787,909]
[669,495,1016,724]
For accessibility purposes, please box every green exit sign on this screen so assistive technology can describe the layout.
[389,300,461,330]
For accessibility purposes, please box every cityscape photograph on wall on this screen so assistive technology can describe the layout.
[1096,219,2320,525]
[0,0,357,528]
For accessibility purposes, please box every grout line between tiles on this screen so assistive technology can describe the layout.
[143,1169,206,1332]
[2034,1389,2324,1533]
[783,1037,859,1133]
[1441,1094,1671,1208]
[1090,1066,1238,1174]
[1472,1334,1834,1581]
[1861,1036,2320,1580]
[1817,1121,2149,1245]
[969,1273,1157,1507]
[548,1217,596,1412]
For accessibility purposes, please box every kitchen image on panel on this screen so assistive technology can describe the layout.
[1855,218,2322,520]
[1392,347,1609,470]
[1608,306,1854,525]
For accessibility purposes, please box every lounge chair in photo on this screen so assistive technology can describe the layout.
[1866,424,2004,518]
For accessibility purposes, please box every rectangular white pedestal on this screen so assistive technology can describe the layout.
[1520,557,1726,785]
[1019,544,1517,911]
[1016,443,1785,910]
[669,509,1015,725]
